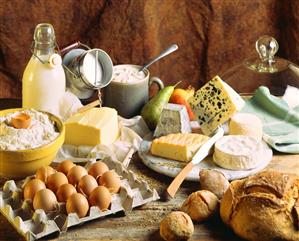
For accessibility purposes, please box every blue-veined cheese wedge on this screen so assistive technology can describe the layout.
[64,107,119,146]
[154,103,191,137]
[189,76,244,135]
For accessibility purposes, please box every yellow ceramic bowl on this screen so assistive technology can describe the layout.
[0,108,65,179]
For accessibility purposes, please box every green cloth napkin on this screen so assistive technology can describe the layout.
[241,86,299,154]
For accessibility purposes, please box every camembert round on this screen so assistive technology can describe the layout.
[213,135,263,170]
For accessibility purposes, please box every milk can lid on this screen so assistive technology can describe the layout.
[80,49,113,89]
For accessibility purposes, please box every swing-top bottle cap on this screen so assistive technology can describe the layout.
[33,23,56,49]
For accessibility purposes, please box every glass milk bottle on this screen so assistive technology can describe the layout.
[22,23,65,115]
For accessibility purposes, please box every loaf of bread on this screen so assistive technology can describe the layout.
[220,171,299,241]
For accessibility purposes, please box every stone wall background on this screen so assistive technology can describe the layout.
[0,0,299,98]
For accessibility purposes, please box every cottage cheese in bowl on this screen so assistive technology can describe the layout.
[112,65,146,83]
[0,109,59,151]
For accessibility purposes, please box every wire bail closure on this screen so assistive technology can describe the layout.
[31,41,91,79]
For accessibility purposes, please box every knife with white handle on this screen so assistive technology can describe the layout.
[166,127,224,198]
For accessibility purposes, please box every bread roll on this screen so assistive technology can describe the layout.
[160,211,194,241]
[181,190,219,222]
[199,169,229,199]
[220,171,299,241]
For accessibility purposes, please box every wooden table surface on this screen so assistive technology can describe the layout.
[1,99,299,241]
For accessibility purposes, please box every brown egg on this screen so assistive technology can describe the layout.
[88,161,109,179]
[36,166,56,183]
[66,193,89,218]
[10,112,31,129]
[56,183,77,202]
[23,179,46,200]
[77,175,98,197]
[67,165,88,185]
[56,160,75,175]
[98,170,121,194]
[89,186,111,211]
[47,172,68,192]
[33,188,57,212]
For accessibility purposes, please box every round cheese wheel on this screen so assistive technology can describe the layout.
[213,135,263,170]
[229,113,263,141]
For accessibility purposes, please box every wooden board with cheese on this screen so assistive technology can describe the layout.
[138,134,272,181]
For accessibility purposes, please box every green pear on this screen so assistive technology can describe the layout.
[141,84,178,130]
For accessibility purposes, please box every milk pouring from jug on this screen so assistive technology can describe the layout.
[22,23,65,115]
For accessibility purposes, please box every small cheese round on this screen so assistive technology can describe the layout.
[229,113,263,141]
[213,135,263,170]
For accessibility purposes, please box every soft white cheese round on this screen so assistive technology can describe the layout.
[229,113,263,141]
[213,135,263,170]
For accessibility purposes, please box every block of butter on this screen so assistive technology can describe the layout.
[64,107,119,146]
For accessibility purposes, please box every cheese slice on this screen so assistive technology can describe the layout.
[213,135,263,170]
[229,113,263,141]
[189,76,244,135]
[64,107,119,146]
[150,133,209,162]
[154,103,191,137]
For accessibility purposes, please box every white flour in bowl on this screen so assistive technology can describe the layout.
[0,109,59,151]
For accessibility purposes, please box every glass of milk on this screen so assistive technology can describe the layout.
[104,64,164,118]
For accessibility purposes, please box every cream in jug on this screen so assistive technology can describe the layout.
[22,23,65,115]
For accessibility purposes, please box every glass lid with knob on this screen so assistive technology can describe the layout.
[221,35,299,96]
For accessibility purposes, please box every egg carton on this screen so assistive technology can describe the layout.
[0,157,160,241]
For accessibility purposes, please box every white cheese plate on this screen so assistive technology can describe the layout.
[138,134,273,181]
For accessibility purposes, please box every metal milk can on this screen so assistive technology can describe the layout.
[62,42,113,100]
